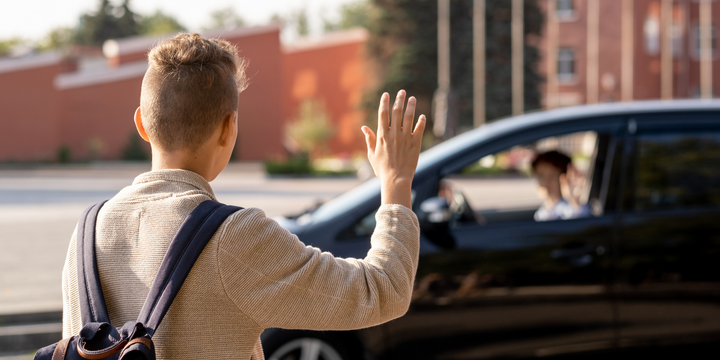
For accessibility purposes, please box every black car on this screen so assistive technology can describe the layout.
[264,100,720,360]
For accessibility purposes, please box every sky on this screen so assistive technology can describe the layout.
[0,0,357,41]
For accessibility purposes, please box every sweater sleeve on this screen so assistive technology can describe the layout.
[217,204,420,330]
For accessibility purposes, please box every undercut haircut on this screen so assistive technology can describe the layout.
[532,150,572,174]
[141,33,248,151]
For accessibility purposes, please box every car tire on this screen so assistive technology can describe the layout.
[261,329,364,360]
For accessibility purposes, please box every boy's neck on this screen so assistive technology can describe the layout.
[151,147,220,182]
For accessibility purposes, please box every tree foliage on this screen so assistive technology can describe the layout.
[294,10,310,36]
[138,10,186,35]
[323,2,373,32]
[29,3,186,52]
[286,99,335,157]
[0,38,24,57]
[37,27,76,51]
[75,0,139,46]
[364,0,544,136]
[204,7,246,30]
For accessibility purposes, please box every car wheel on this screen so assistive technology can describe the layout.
[262,329,363,360]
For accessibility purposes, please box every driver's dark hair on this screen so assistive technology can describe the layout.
[531,150,571,174]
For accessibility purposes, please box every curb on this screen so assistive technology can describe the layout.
[0,312,61,356]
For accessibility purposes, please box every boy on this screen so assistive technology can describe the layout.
[531,150,590,221]
[61,33,426,359]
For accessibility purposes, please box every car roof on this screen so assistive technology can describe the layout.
[416,99,720,173]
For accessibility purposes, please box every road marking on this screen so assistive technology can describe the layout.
[0,323,61,336]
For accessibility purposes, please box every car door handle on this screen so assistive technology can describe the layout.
[551,245,606,259]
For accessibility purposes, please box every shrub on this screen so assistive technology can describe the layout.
[264,152,313,175]
[121,133,150,161]
[57,145,72,163]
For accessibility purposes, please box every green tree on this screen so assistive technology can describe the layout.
[365,0,544,136]
[37,27,76,51]
[323,1,373,31]
[138,10,186,35]
[205,7,245,30]
[286,99,335,157]
[294,10,310,36]
[272,9,310,37]
[0,38,23,57]
[75,0,139,46]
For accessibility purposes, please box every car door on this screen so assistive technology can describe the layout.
[381,118,625,359]
[613,112,720,356]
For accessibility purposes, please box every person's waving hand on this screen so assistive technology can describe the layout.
[362,90,426,208]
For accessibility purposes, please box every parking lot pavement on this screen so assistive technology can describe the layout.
[0,163,363,316]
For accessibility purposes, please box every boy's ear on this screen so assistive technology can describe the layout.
[219,111,237,147]
[134,107,150,142]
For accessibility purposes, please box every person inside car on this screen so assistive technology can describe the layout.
[531,150,591,221]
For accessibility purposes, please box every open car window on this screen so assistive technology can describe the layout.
[441,131,606,226]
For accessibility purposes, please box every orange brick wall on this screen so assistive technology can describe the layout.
[234,31,285,161]
[0,27,374,162]
[283,40,368,157]
[56,76,143,160]
[0,28,286,162]
[0,61,71,161]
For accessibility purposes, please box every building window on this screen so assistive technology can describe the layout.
[671,4,685,58]
[644,2,660,55]
[557,48,575,83]
[557,0,575,21]
[691,24,718,60]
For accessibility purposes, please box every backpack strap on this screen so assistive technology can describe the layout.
[76,200,110,325]
[137,200,243,336]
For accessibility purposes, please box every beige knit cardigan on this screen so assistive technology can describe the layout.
[61,169,420,360]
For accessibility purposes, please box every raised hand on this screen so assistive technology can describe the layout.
[560,164,586,209]
[361,90,426,208]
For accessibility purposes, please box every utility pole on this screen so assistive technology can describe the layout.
[512,0,523,116]
[586,0,599,104]
[660,0,673,99]
[621,0,634,102]
[700,0,713,99]
[433,0,451,137]
[473,0,485,127]
[546,0,558,109]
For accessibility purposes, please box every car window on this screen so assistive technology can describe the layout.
[441,131,603,226]
[632,131,720,211]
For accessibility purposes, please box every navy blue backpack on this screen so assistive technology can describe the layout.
[34,200,242,360]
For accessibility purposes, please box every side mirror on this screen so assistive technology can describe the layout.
[417,197,455,249]
[419,197,451,224]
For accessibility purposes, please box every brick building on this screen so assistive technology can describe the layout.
[0,26,370,162]
[538,0,720,108]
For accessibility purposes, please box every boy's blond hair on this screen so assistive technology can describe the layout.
[141,33,248,151]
